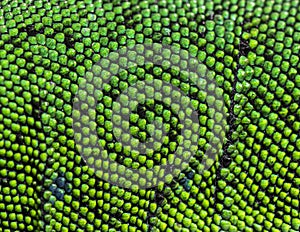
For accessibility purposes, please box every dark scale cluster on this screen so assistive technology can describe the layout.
[0,0,299,232]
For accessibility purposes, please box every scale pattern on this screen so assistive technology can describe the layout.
[0,0,300,231]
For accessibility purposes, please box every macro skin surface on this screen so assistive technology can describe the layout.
[0,0,300,231]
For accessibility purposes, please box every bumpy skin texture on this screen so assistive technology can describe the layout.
[0,0,300,231]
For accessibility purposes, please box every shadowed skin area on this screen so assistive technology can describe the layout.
[0,0,300,231]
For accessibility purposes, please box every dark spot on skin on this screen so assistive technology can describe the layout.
[179,177,187,184]
[154,191,165,205]
[49,184,57,193]
[220,154,231,167]
[65,183,72,193]
[183,181,191,191]
[56,177,66,188]
[56,92,63,98]
[26,25,39,36]
[107,91,118,101]
[32,99,42,120]
[168,130,178,141]
[187,171,194,179]
[239,39,251,57]
[65,35,75,48]
[16,133,24,145]
[55,189,65,200]
[137,104,146,118]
